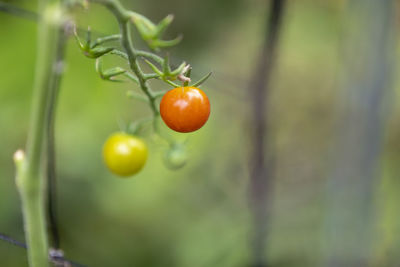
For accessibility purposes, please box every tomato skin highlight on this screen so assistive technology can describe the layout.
[160,86,210,133]
[102,133,148,177]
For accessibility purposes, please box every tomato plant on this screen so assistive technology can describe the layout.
[8,0,213,265]
[103,133,148,177]
[160,86,210,133]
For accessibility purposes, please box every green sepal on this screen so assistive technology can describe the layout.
[84,27,92,50]
[154,14,174,38]
[91,34,122,49]
[162,54,171,74]
[191,72,212,87]
[144,59,163,76]
[162,62,187,82]
[84,47,114,58]
[183,67,192,86]
[130,12,157,40]
[103,67,126,79]
[129,11,181,50]
[170,62,187,77]
[148,35,182,50]
[162,78,181,88]
[96,58,126,82]
[73,28,86,50]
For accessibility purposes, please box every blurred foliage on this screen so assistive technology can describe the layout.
[0,0,399,266]
[135,0,243,55]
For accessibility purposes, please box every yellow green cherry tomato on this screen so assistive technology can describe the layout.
[163,143,187,170]
[102,132,148,177]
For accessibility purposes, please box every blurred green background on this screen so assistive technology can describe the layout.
[1,0,400,266]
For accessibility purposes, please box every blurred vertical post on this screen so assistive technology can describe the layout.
[248,0,286,266]
[46,18,69,251]
[324,0,396,266]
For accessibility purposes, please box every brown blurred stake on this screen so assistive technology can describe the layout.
[324,0,396,266]
[248,0,286,266]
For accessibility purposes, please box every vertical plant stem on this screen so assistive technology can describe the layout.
[14,0,62,266]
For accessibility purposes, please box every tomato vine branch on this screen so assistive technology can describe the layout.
[85,0,178,141]
[75,0,211,142]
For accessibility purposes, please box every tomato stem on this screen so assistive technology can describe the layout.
[89,0,202,144]
[103,1,158,115]
[94,0,183,143]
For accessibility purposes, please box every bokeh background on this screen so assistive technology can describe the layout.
[1,0,399,266]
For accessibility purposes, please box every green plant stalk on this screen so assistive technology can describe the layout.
[15,1,62,266]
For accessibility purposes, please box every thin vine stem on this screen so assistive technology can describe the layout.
[89,0,200,145]
[119,20,158,115]
[94,0,159,116]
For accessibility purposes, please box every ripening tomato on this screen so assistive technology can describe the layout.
[160,86,210,133]
[103,132,148,177]
[163,143,187,170]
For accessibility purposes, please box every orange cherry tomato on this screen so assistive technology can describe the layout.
[160,86,210,133]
